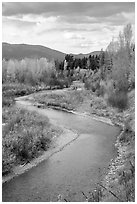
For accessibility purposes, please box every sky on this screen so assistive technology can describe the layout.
[2,2,135,54]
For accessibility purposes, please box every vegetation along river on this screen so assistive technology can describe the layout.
[2,98,120,202]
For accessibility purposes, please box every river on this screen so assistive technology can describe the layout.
[2,98,120,202]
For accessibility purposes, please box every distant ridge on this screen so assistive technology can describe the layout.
[2,42,100,61]
[2,43,65,61]
[74,51,101,59]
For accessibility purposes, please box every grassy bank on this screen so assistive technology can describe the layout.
[31,89,84,110]
[2,106,61,176]
[2,83,62,176]
[31,89,125,126]
[2,82,66,108]
[100,90,135,202]
[32,88,134,127]
[32,88,135,202]
[2,81,135,201]
[2,83,45,107]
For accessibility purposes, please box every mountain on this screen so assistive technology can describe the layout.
[2,43,65,61]
[2,42,100,61]
[74,51,101,59]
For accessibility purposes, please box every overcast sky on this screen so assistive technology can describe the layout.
[2,2,135,54]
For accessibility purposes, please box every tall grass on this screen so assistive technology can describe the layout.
[2,107,56,175]
[2,83,38,107]
[33,90,84,111]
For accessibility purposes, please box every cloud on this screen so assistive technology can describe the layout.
[57,15,98,24]
[3,16,36,28]
[57,11,134,27]
[2,2,135,54]
[63,32,85,40]
[3,2,134,18]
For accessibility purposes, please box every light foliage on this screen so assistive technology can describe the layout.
[2,58,56,86]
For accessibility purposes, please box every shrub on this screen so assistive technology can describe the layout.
[2,60,8,83]
[88,186,103,202]
[2,97,13,107]
[2,83,36,107]
[84,78,100,92]
[96,80,107,96]
[10,129,51,161]
[2,153,15,175]
[107,91,128,111]
[128,52,135,90]
[2,107,55,174]
[84,70,101,92]
[119,119,135,143]
[84,79,92,90]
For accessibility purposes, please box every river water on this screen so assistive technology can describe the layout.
[2,100,120,202]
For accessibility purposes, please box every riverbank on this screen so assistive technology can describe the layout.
[100,90,135,202]
[2,126,79,184]
[2,87,135,201]
[2,86,111,183]
[2,105,63,176]
[2,83,64,177]
[3,97,120,202]
[29,88,135,202]
[2,94,115,184]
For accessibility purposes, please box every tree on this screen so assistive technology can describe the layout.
[99,49,106,80]
[81,57,87,69]
[110,24,134,92]
[124,23,132,47]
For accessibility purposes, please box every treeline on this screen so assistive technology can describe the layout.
[2,58,69,88]
[55,54,100,71]
[2,52,101,87]
[54,53,100,81]
[84,23,135,110]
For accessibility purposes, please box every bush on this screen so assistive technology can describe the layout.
[2,107,55,174]
[2,148,15,175]
[96,80,107,96]
[107,91,128,111]
[84,79,92,90]
[2,97,13,107]
[2,60,8,83]
[84,70,101,92]
[2,83,36,107]
[84,78,100,92]
[119,119,135,143]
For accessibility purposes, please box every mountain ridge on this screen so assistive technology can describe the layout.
[2,42,100,61]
